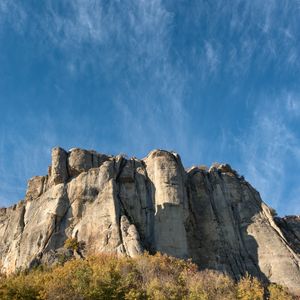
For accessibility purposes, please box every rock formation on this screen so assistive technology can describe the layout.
[0,147,300,294]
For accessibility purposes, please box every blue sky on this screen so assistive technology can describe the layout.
[0,0,300,216]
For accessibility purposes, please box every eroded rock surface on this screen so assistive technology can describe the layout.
[274,216,300,254]
[1,147,300,295]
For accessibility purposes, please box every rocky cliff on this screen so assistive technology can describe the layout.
[0,147,300,294]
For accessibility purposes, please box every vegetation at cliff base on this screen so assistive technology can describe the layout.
[0,253,294,300]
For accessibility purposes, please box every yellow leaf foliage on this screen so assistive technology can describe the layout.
[0,253,295,300]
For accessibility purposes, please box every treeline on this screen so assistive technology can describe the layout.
[0,253,294,299]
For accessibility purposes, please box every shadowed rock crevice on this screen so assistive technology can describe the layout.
[274,216,300,254]
[1,147,300,295]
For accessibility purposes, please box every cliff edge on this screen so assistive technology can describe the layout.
[0,147,300,294]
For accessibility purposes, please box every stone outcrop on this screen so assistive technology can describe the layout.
[0,147,300,295]
[274,216,300,254]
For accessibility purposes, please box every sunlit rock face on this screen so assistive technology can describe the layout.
[1,147,300,294]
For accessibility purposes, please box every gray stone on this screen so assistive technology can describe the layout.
[0,147,300,295]
[50,147,68,185]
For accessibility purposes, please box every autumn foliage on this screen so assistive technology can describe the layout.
[0,253,294,299]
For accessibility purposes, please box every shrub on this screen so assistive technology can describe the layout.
[0,254,296,300]
[0,270,45,300]
[64,237,80,252]
[236,274,264,300]
[184,269,236,300]
[268,283,293,300]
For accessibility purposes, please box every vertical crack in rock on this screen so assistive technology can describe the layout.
[115,156,144,257]
[17,203,26,236]
[115,156,133,222]
[205,172,238,278]
[41,185,71,253]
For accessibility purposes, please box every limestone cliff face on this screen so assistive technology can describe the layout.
[1,147,300,294]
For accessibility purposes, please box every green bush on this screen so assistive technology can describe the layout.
[64,237,80,252]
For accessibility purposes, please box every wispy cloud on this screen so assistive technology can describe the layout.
[204,41,219,73]
[0,113,58,206]
[286,92,300,116]
[238,94,300,214]
[1,0,300,213]
[0,0,27,33]
[109,0,192,158]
